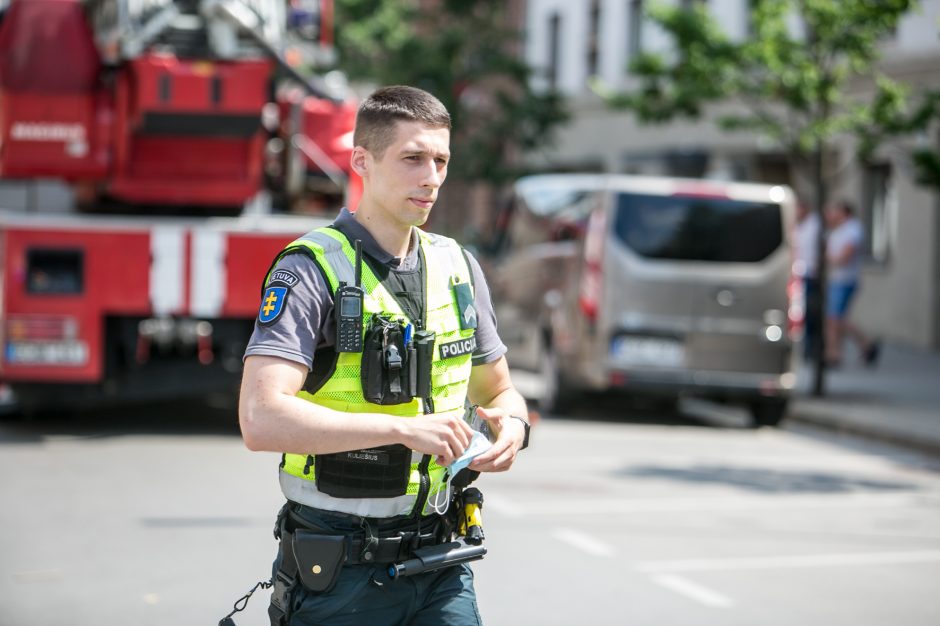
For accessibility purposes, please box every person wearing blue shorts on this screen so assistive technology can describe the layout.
[824,201,880,367]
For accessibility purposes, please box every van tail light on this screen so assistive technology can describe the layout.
[787,272,804,341]
[579,209,607,322]
[579,264,601,321]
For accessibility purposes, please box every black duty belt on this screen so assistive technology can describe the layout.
[281,510,447,566]
[282,527,443,565]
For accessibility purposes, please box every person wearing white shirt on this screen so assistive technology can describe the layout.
[794,202,821,359]
[824,201,880,367]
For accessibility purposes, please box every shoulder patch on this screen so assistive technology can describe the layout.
[269,269,300,287]
[258,285,290,325]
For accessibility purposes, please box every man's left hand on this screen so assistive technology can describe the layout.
[467,407,526,473]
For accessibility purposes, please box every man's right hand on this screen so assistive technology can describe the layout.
[401,411,474,467]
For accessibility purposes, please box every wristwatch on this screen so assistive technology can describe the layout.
[509,415,530,450]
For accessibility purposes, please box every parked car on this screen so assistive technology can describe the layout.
[485,173,800,427]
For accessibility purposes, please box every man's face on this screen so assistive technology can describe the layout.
[825,205,846,228]
[355,120,450,228]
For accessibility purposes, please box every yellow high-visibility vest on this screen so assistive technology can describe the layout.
[271,227,476,518]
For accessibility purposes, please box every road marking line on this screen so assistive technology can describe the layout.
[551,527,615,557]
[637,549,940,573]
[12,569,63,584]
[650,574,733,608]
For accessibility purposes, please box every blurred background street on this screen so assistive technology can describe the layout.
[1,396,939,626]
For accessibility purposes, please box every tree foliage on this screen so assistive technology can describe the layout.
[859,84,940,189]
[333,0,567,183]
[593,0,922,171]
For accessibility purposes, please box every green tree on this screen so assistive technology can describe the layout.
[593,0,924,395]
[334,0,567,184]
[860,86,940,189]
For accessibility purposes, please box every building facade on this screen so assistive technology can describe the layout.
[521,0,940,351]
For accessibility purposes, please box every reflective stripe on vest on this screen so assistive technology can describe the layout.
[274,227,475,517]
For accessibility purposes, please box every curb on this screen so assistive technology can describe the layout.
[787,404,940,456]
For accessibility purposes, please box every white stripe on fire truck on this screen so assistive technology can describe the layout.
[190,230,226,318]
[150,227,186,316]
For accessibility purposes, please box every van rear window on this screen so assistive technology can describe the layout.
[612,193,783,262]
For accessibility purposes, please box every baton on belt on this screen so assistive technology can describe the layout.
[387,539,487,579]
[389,486,487,578]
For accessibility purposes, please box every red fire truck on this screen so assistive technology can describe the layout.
[0,0,361,414]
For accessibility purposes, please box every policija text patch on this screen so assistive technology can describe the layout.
[439,336,477,359]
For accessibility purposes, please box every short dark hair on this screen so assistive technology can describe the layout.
[835,199,856,216]
[353,85,451,159]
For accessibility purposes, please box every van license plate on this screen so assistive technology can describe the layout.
[610,336,684,367]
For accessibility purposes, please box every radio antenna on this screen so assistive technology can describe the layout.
[354,239,363,288]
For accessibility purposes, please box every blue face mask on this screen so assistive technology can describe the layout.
[427,430,492,515]
[449,430,492,475]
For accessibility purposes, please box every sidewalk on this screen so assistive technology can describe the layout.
[789,342,940,454]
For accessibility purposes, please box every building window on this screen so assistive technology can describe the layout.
[587,0,601,78]
[628,0,643,61]
[861,162,894,263]
[744,0,754,39]
[548,12,561,89]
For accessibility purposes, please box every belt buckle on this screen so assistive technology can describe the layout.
[394,532,415,561]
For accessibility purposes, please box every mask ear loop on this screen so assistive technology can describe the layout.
[427,471,453,515]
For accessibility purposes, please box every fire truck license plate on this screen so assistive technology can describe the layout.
[5,341,89,366]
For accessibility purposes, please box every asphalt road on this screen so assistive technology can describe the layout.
[1,396,938,626]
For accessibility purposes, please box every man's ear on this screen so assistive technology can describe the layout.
[350,146,369,178]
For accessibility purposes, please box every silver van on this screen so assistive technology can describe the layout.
[486,174,799,426]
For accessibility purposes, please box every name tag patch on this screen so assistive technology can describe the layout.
[341,449,389,465]
[439,336,476,359]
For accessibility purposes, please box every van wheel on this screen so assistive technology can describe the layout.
[539,344,577,415]
[748,398,788,428]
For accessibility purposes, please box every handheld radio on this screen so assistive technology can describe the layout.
[335,239,365,352]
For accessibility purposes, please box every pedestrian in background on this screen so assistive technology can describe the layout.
[793,200,821,360]
[824,200,880,367]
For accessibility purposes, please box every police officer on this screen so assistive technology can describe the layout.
[238,85,529,625]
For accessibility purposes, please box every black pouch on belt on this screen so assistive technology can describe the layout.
[291,531,347,593]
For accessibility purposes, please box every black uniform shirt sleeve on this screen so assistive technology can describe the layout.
[464,250,508,366]
[243,252,335,370]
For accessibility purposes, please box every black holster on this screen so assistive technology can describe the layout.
[268,507,296,626]
[268,568,293,626]
[268,509,349,625]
